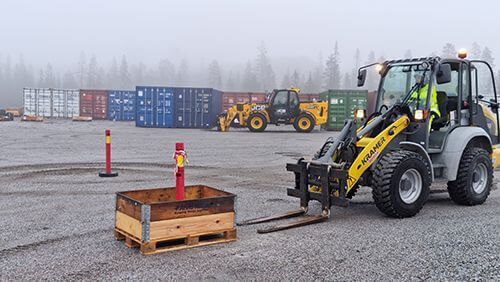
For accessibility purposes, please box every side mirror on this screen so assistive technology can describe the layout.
[436,64,452,84]
[357,69,367,87]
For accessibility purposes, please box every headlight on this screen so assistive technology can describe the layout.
[355,109,366,120]
[414,110,424,121]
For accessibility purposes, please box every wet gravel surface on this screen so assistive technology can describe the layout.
[0,119,499,280]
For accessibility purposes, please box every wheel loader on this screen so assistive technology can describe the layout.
[217,88,328,133]
[239,51,500,233]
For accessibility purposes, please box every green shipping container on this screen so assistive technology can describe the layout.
[320,89,368,131]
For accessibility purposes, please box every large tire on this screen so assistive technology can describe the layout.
[293,114,315,133]
[372,150,431,218]
[247,114,267,132]
[447,147,492,205]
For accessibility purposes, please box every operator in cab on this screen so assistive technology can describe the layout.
[409,73,440,129]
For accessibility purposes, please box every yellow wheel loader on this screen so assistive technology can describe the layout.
[217,88,328,133]
[239,52,500,233]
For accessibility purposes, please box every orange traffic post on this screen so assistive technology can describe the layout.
[99,129,118,177]
[173,142,187,200]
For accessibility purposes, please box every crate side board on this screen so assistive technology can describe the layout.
[115,211,142,240]
[150,195,234,221]
[116,193,142,220]
[149,212,235,241]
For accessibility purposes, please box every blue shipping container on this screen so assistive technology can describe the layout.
[107,90,136,121]
[135,86,174,127]
[173,88,221,128]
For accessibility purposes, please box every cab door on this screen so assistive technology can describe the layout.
[470,60,500,145]
[269,90,293,121]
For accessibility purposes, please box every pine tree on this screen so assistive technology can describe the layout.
[255,42,276,90]
[44,63,56,87]
[107,57,119,89]
[304,72,315,93]
[62,71,78,89]
[176,59,189,86]
[470,42,482,59]
[404,49,412,58]
[158,58,175,86]
[77,51,87,88]
[441,43,457,58]
[119,55,131,89]
[226,71,235,90]
[281,70,291,89]
[242,61,258,91]
[38,69,45,87]
[342,72,352,89]
[290,70,301,88]
[87,54,98,88]
[480,47,495,94]
[365,51,378,90]
[208,60,222,89]
[323,42,341,89]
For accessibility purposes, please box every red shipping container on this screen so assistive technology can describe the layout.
[80,90,108,120]
[221,92,267,110]
[367,91,377,116]
[299,93,321,101]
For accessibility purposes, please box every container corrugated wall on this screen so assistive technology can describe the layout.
[173,88,221,128]
[221,92,267,110]
[299,93,321,101]
[23,88,80,118]
[108,90,136,121]
[320,89,368,131]
[135,86,174,127]
[80,90,108,120]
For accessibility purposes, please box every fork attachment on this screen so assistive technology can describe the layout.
[237,159,348,233]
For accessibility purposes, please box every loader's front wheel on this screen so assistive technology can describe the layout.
[372,150,431,218]
[248,114,267,132]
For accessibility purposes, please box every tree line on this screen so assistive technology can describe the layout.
[0,42,499,106]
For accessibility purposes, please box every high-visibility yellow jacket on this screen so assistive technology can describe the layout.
[410,84,440,118]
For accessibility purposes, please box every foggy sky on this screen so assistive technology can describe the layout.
[1,0,498,72]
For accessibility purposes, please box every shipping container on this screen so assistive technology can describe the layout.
[174,88,222,128]
[80,90,108,120]
[299,93,321,102]
[320,89,368,131]
[108,90,136,121]
[135,86,174,128]
[367,91,377,116]
[23,88,79,118]
[221,92,267,110]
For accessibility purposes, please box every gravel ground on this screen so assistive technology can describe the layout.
[0,119,499,281]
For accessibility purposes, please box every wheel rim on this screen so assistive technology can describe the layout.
[299,117,311,130]
[251,117,263,129]
[399,168,422,204]
[472,163,488,194]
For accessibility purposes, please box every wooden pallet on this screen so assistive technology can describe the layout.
[115,227,236,255]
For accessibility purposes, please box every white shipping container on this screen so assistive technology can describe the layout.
[23,88,80,118]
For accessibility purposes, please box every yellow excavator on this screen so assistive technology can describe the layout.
[239,51,500,233]
[217,88,327,133]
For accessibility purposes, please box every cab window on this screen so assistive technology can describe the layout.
[289,92,299,107]
[273,91,288,106]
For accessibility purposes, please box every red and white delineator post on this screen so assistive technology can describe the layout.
[99,129,118,177]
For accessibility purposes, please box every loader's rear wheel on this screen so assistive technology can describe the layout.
[248,114,267,132]
[372,150,431,218]
[294,115,315,133]
[447,147,492,205]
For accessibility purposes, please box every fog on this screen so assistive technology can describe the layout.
[1,0,499,106]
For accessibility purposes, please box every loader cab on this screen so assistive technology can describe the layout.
[369,57,499,152]
[268,89,300,122]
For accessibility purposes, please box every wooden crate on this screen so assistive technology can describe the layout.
[114,185,237,254]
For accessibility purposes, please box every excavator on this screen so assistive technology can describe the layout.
[217,88,327,133]
[239,50,500,233]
